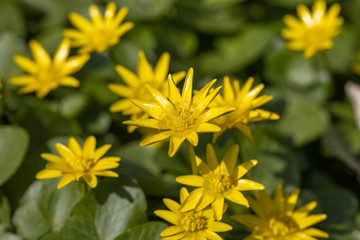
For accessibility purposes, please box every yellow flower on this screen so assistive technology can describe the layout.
[210,76,279,143]
[10,39,89,98]
[176,144,264,221]
[108,50,185,133]
[231,184,329,240]
[63,2,134,53]
[36,136,120,189]
[154,187,232,240]
[124,68,235,157]
[282,0,343,58]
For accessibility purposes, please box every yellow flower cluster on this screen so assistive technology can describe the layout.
[9,1,334,239]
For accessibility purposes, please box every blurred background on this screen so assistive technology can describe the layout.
[0,0,359,239]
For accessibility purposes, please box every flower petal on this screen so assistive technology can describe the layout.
[57,174,76,189]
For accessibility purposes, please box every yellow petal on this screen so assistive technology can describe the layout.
[196,191,216,211]
[9,75,34,85]
[163,198,180,212]
[230,213,261,228]
[82,136,96,159]
[13,55,37,74]
[89,4,103,27]
[68,137,82,156]
[154,52,170,82]
[40,153,63,163]
[285,188,300,214]
[192,86,222,118]
[35,169,62,179]
[60,76,80,87]
[192,79,217,107]
[55,143,75,160]
[167,74,182,106]
[201,107,235,122]
[176,175,204,187]
[179,188,204,212]
[54,38,71,65]
[137,51,154,82]
[114,7,129,26]
[237,77,254,103]
[82,174,98,188]
[224,189,249,207]
[57,174,76,189]
[274,183,285,212]
[212,195,224,221]
[29,40,51,66]
[108,83,132,97]
[297,4,312,25]
[124,118,167,130]
[299,214,327,229]
[168,136,185,157]
[202,230,223,240]
[197,123,221,133]
[171,71,186,84]
[104,2,116,23]
[69,12,93,31]
[181,68,193,106]
[179,187,189,204]
[221,144,239,174]
[186,131,198,146]
[235,179,264,191]
[303,228,329,238]
[93,170,118,177]
[160,226,184,237]
[62,54,89,75]
[93,144,112,161]
[115,65,140,87]
[139,130,173,146]
[223,76,235,103]
[145,84,177,116]
[154,210,178,225]
[131,99,163,120]
[92,161,119,171]
[206,144,219,170]
[235,159,258,178]
[207,222,233,232]
[235,123,254,143]
[114,21,134,37]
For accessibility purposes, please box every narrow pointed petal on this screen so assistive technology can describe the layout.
[89,5,103,27]
[29,40,51,66]
[176,175,204,187]
[168,136,185,157]
[181,68,193,105]
[221,144,239,174]
[55,143,75,160]
[186,131,199,146]
[40,153,63,163]
[212,195,224,220]
[224,189,249,207]
[108,83,132,97]
[201,107,235,122]
[197,123,221,133]
[68,137,82,156]
[82,136,96,158]
[92,161,119,171]
[160,226,184,237]
[235,159,258,178]
[167,75,182,105]
[299,214,328,229]
[206,144,219,170]
[93,144,112,161]
[202,230,223,240]
[57,174,76,189]
[145,84,176,116]
[36,169,62,179]
[235,123,254,143]
[192,79,217,106]
[13,55,37,74]
[230,214,262,228]
[223,76,235,103]
[303,228,329,238]
[54,39,71,65]
[285,188,300,214]
[154,210,178,225]
[163,198,180,212]
[137,51,154,82]
[131,99,164,120]
[69,13,93,31]
[235,179,264,191]
[154,52,170,81]
[139,131,173,146]
[207,222,233,232]
[180,188,204,212]
[93,170,118,177]
[115,65,140,87]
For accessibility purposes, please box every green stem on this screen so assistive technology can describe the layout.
[186,140,197,175]
[80,181,88,199]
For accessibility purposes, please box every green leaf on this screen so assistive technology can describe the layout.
[0,0,25,36]
[114,222,167,240]
[59,93,89,119]
[112,0,176,21]
[0,193,11,230]
[198,24,277,75]
[278,96,330,147]
[0,125,29,186]
[62,173,147,240]
[13,179,82,239]
[318,187,359,224]
[0,230,21,240]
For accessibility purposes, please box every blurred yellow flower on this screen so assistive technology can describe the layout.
[154,187,232,240]
[36,136,120,189]
[108,51,185,133]
[10,39,89,98]
[211,76,279,143]
[231,184,329,240]
[282,0,343,58]
[176,144,264,220]
[63,2,134,53]
[124,68,234,157]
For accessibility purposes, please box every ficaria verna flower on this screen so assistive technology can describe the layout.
[154,187,232,240]
[108,51,185,133]
[124,68,235,157]
[210,76,279,143]
[176,144,264,220]
[231,184,329,240]
[281,0,343,58]
[10,39,89,98]
[63,2,134,53]
[36,136,120,189]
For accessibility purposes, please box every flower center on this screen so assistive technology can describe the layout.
[304,26,334,47]
[36,67,62,89]
[70,156,94,172]
[181,211,207,232]
[268,215,300,237]
[207,173,232,193]
[173,115,190,130]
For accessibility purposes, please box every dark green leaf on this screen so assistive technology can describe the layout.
[0,125,29,186]
[13,179,82,239]
[62,173,147,240]
[0,193,11,230]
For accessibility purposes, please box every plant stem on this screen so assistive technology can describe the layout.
[186,140,197,175]
[80,181,88,199]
